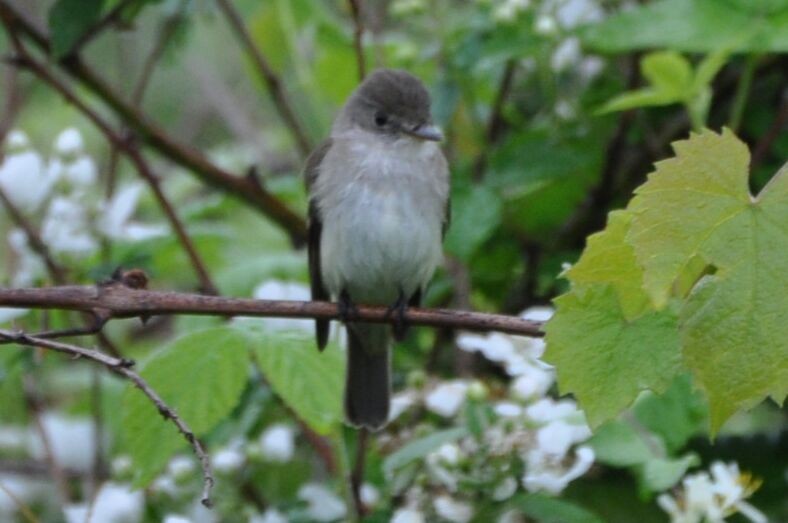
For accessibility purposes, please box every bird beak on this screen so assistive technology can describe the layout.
[405,124,444,142]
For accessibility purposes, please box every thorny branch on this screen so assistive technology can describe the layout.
[0,329,216,507]
[0,281,545,338]
[0,0,307,245]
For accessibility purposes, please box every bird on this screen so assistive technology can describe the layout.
[304,69,450,430]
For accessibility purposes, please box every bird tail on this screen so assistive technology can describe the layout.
[345,324,390,431]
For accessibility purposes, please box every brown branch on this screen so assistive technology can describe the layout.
[9,43,219,295]
[0,329,215,507]
[215,0,312,157]
[0,284,545,337]
[0,0,307,245]
[347,0,366,81]
[472,59,517,180]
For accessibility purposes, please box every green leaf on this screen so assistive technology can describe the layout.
[246,328,343,435]
[589,420,655,467]
[581,0,788,53]
[383,427,467,478]
[508,494,605,523]
[625,129,788,431]
[641,52,693,98]
[48,0,106,58]
[633,374,707,453]
[596,88,678,114]
[444,184,502,261]
[122,327,249,486]
[693,49,731,92]
[564,211,650,320]
[545,285,682,428]
[637,453,699,493]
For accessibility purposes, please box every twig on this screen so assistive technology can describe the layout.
[9,44,219,295]
[0,64,21,151]
[214,0,313,157]
[0,284,545,337]
[347,0,366,81]
[67,0,137,55]
[22,374,71,504]
[0,186,68,283]
[0,480,40,523]
[472,59,516,180]
[0,329,216,507]
[0,0,307,245]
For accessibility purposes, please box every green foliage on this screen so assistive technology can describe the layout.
[382,427,467,478]
[581,0,788,53]
[598,50,729,130]
[121,327,250,486]
[48,0,105,58]
[547,129,788,433]
[246,327,344,435]
[507,494,605,523]
[444,184,502,261]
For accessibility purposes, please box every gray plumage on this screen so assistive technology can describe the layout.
[304,69,450,430]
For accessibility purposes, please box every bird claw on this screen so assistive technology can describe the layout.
[338,290,359,322]
[385,290,409,341]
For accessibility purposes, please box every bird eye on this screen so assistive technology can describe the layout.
[374,112,388,126]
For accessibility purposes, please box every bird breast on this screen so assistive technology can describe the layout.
[315,132,448,304]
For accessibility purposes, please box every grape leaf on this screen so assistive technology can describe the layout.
[564,211,649,320]
[122,327,249,486]
[246,327,344,435]
[626,129,788,431]
[545,285,682,428]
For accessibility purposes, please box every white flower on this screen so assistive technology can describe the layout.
[425,381,468,417]
[492,476,518,501]
[0,143,52,212]
[29,413,95,472]
[391,508,425,523]
[389,390,418,421]
[0,307,29,324]
[534,15,557,35]
[259,424,295,462]
[426,443,463,491]
[520,306,554,323]
[555,99,576,120]
[551,37,581,72]
[213,443,245,473]
[494,401,523,418]
[360,483,380,507]
[657,462,767,523]
[457,332,516,363]
[522,445,594,494]
[41,197,97,256]
[55,156,97,187]
[497,509,525,523]
[151,474,179,497]
[579,57,605,82]
[493,0,530,22]
[168,455,196,480]
[8,228,45,287]
[298,484,346,522]
[98,184,166,242]
[0,426,30,451]
[250,280,313,332]
[0,474,49,515]
[5,129,29,151]
[54,128,84,156]
[163,516,192,523]
[510,365,554,400]
[536,420,591,457]
[525,397,584,424]
[63,482,144,523]
[251,508,289,523]
[111,455,133,478]
[433,495,473,523]
[435,443,462,465]
[555,0,604,29]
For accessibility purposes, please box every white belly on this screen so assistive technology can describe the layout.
[316,135,447,305]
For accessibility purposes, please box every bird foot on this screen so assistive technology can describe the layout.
[385,290,409,341]
[338,290,359,322]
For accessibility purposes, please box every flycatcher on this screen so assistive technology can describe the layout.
[305,69,450,430]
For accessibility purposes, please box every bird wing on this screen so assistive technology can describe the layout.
[304,139,333,351]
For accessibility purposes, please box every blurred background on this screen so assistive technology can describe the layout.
[0,0,786,522]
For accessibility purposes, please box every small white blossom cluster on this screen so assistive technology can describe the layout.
[0,129,166,288]
[384,307,595,522]
[657,462,767,523]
